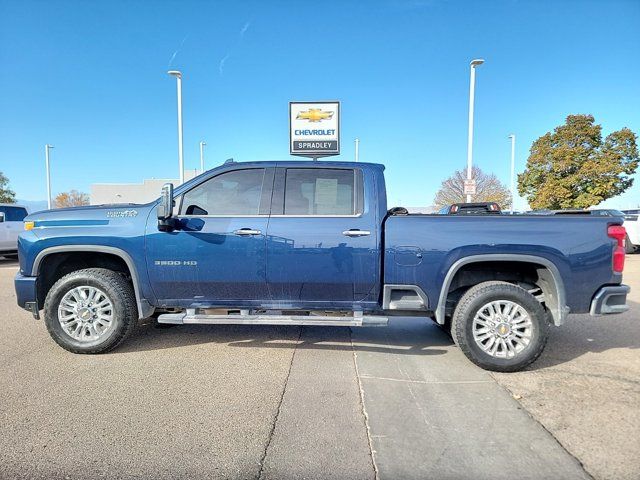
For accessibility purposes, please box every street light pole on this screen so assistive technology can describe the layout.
[354,138,360,162]
[508,134,516,213]
[167,70,184,184]
[45,144,54,209]
[466,58,484,202]
[199,141,206,173]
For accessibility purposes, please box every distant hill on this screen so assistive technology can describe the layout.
[16,199,48,213]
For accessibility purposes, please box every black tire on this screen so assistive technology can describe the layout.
[625,235,636,254]
[44,268,138,354]
[451,281,549,372]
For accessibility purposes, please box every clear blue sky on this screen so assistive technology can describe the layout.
[1,0,639,209]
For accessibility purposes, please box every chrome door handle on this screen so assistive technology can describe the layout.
[233,228,262,236]
[342,229,371,237]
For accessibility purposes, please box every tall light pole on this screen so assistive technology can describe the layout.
[167,70,184,184]
[466,58,484,202]
[199,141,206,173]
[45,144,54,209]
[354,138,360,162]
[508,134,516,213]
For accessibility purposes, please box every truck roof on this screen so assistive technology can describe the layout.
[215,160,385,170]
[0,203,28,209]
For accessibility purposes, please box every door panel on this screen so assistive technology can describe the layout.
[266,167,379,305]
[266,217,378,303]
[145,167,273,304]
[146,217,269,302]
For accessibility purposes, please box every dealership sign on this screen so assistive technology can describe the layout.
[290,101,340,157]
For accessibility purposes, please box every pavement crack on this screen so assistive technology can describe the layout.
[350,328,379,480]
[256,326,302,480]
[359,375,492,385]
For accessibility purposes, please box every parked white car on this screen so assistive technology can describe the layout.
[622,209,640,253]
[0,204,30,259]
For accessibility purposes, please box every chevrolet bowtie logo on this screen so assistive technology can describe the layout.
[296,108,334,122]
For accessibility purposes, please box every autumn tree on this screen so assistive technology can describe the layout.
[54,190,89,208]
[518,114,639,209]
[433,166,511,208]
[0,171,16,203]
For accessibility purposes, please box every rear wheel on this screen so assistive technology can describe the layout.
[44,268,138,354]
[451,281,549,372]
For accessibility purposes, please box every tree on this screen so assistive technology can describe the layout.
[54,190,89,208]
[433,166,512,208]
[518,114,639,209]
[0,171,16,203]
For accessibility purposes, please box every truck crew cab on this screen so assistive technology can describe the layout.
[15,161,630,371]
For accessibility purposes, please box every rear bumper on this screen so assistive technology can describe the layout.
[590,285,630,316]
[15,272,39,319]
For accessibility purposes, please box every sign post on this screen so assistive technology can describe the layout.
[290,101,340,159]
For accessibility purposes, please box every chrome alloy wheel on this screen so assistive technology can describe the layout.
[472,300,532,359]
[57,286,115,342]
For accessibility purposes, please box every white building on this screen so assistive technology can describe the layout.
[91,169,200,205]
[405,205,439,214]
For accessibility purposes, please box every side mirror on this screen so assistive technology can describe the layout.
[0,212,4,223]
[157,183,175,231]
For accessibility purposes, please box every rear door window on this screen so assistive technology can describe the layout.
[284,169,356,215]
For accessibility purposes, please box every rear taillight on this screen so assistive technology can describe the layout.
[608,225,626,273]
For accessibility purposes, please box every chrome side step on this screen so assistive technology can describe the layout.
[157,309,388,327]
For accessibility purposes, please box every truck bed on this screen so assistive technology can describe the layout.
[384,214,621,315]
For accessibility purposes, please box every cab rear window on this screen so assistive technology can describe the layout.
[0,206,28,221]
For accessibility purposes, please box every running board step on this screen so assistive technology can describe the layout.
[157,310,388,327]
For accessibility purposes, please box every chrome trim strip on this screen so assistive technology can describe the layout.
[176,215,268,218]
[271,214,363,218]
[175,214,364,218]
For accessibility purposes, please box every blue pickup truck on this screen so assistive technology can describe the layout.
[14,161,630,371]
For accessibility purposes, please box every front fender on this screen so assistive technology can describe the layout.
[30,245,154,319]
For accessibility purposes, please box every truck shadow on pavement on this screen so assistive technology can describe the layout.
[119,317,451,357]
[119,305,640,368]
[523,299,640,371]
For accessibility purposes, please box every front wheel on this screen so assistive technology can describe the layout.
[44,268,138,354]
[451,281,549,372]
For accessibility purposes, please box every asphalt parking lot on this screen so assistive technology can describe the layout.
[0,256,638,480]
